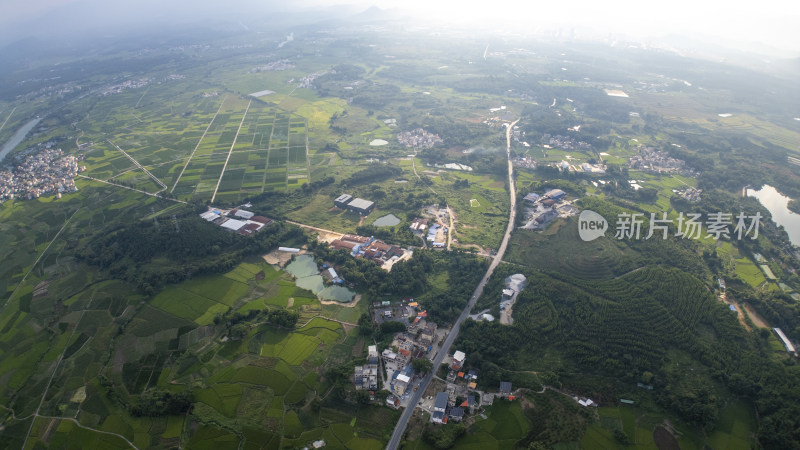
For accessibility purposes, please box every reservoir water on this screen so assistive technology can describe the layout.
[285,254,355,302]
[747,185,800,246]
[0,118,42,162]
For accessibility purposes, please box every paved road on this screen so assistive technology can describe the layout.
[386,119,519,449]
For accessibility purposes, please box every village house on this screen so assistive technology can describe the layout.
[432,392,449,424]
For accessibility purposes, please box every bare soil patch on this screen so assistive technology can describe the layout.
[653,425,680,450]
[319,293,362,308]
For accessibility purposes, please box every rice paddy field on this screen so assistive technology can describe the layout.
[0,251,383,449]
[583,399,756,450]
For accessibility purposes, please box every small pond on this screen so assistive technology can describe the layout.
[372,214,401,227]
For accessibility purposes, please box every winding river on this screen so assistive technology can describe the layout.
[0,117,41,162]
[747,185,800,246]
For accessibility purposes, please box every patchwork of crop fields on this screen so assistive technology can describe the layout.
[72,83,311,205]
[170,98,311,203]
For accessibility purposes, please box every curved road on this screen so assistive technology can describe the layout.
[386,119,519,449]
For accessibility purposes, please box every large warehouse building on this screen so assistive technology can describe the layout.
[333,194,375,215]
[346,198,375,215]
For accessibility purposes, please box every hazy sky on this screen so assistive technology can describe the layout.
[365,0,800,55]
[1,0,798,57]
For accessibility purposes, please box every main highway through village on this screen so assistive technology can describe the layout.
[386,119,520,449]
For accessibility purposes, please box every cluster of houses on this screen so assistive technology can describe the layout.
[426,223,448,248]
[410,206,449,248]
[508,123,525,145]
[333,194,376,215]
[354,346,380,392]
[330,234,407,266]
[357,301,440,404]
[353,299,540,421]
[499,273,527,324]
[628,147,697,176]
[433,352,470,424]
[409,217,429,233]
[676,187,702,202]
[579,162,607,174]
[542,133,593,151]
[199,206,273,235]
[548,159,606,173]
[513,155,537,170]
[248,59,294,73]
[397,128,443,149]
[100,77,152,96]
[520,188,578,229]
[431,350,516,424]
[432,391,479,424]
[0,148,83,202]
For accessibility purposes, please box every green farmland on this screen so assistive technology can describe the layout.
[1,252,386,449]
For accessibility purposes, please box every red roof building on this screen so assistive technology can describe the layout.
[251,216,272,224]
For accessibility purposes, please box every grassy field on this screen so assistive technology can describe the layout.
[734,257,767,287]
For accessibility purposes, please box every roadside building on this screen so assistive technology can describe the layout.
[451,350,466,370]
[394,374,411,395]
[523,193,540,203]
[432,392,449,424]
[386,394,401,408]
[419,322,438,347]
